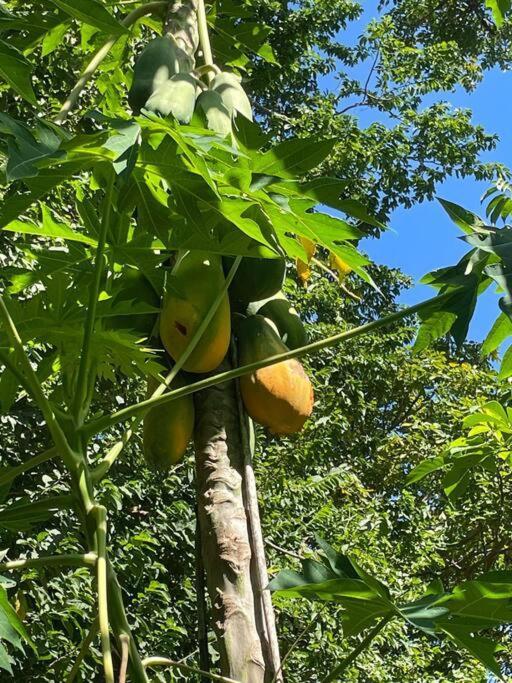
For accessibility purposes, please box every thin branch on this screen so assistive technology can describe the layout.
[266,540,303,561]
[73,174,114,423]
[0,348,33,397]
[90,256,242,481]
[65,616,100,683]
[54,2,170,124]
[81,288,458,440]
[95,505,115,683]
[0,447,58,487]
[0,553,97,573]
[142,657,241,683]
[321,614,393,683]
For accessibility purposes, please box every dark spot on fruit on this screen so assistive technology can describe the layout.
[175,321,187,336]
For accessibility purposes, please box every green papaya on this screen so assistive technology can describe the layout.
[159,251,231,373]
[108,268,160,336]
[128,37,179,114]
[195,89,232,136]
[258,295,308,350]
[224,256,286,305]
[211,72,253,121]
[145,73,198,123]
[143,375,194,470]
[238,315,313,434]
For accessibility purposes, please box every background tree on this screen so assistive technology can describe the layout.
[0,0,511,681]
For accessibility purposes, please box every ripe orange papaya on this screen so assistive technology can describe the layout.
[143,375,195,471]
[224,256,286,305]
[238,315,313,435]
[159,251,231,373]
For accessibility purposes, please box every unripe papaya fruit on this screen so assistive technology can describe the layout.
[238,315,314,435]
[160,251,231,373]
[143,375,194,471]
[145,73,198,123]
[211,72,253,121]
[108,268,160,336]
[128,37,179,114]
[258,295,308,350]
[224,256,286,305]
[195,89,232,137]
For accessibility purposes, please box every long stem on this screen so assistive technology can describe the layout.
[143,657,241,683]
[81,288,457,439]
[73,175,114,423]
[321,614,393,683]
[94,505,115,683]
[197,0,214,75]
[0,447,58,487]
[54,1,169,124]
[90,256,242,481]
[107,561,149,683]
[0,297,79,469]
[0,553,97,572]
[65,616,100,683]
[0,348,34,397]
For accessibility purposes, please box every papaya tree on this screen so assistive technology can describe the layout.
[0,1,512,682]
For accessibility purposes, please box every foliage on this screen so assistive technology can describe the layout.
[0,0,510,681]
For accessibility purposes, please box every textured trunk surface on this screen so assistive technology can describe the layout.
[194,362,266,683]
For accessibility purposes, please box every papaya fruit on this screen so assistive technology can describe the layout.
[145,73,198,123]
[108,268,160,336]
[211,72,253,122]
[258,296,308,350]
[160,251,231,373]
[238,315,314,435]
[195,89,233,137]
[143,375,194,471]
[128,37,180,114]
[224,256,286,305]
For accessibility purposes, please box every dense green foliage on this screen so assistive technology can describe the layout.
[0,0,511,681]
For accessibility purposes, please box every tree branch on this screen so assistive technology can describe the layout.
[0,553,97,573]
[143,656,242,683]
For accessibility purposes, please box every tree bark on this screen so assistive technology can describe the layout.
[194,362,266,683]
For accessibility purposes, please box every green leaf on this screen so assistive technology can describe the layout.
[46,0,127,36]
[406,455,447,485]
[481,313,512,356]
[0,40,36,105]
[485,0,511,27]
[498,343,512,380]
[0,495,74,532]
[41,21,71,56]
[437,197,485,235]
[253,137,336,178]
[2,206,98,247]
[441,625,505,681]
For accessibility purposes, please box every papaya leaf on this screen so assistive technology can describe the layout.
[0,40,36,105]
[481,312,512,356]
[46,0,127,36]
[485,0,511,27]
[2,205,97,247]
[0,113,64,180]
[0,160,95,228]
[439,626,505,681]
[437,197,485,234]
[252,137,336,178]
[0,495,74,532]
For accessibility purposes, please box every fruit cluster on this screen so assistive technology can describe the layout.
[123,38,314,471]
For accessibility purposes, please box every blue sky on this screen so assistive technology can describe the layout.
[326,3,511,342]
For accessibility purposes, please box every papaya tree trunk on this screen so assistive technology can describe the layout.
[194,361,266,682]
